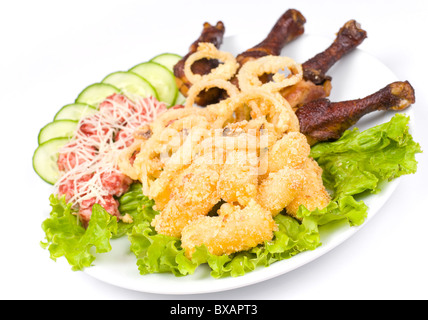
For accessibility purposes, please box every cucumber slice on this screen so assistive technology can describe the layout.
[33,137,69,184]
[150,53,182,72]
[76,83,120,107]
[38,120,78,145]
[102,71,158,100]
[175,92,186,105]
[130,62,178,107]
[54,103,97,121]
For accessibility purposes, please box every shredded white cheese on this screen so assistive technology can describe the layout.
[54,94,166,208]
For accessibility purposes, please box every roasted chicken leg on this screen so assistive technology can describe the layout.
[173,21,226,105]
[235,9,306,66]
[174,9,306,106]
[296,81,415,145]
[281,19,367,109]
[230,9,306,89]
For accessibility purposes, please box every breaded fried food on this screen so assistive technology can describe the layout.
[147,167,182,211]
[286,158,331,217]
[181,200,278,258]
[258,166,305,216]
[217,150,258,206]
[151,164,220,238]
[121,45,332,257]
[267,131,310,173]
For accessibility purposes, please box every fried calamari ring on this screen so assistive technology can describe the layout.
[127,104,217,198]
[118,46,331,257]
[118,140,143,181]
[185,78,239,108]
[225,89,300,134]
[150,106,202,133]
[237,55,303,93]
[184,42,239,84]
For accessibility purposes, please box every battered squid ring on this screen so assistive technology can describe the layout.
[184,42,239,84]
[150,106,205,133]
[118,140,143,180]
[221,88,300,134]
[237,55,303,93]
[185,78,240,108]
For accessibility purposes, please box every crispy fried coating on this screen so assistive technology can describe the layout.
[148,166,184,211]
[129,116,330,251]
[217,150,258,206]
[151,163,220,238]
[184,43,239,84]
[121,44,332,257]
[237,55,303,93]
[258,166,305,216]
[286,158,331,217]
[181,200,277,258]
[267,131,310,173]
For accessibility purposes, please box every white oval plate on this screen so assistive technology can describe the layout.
[84,33,413,294]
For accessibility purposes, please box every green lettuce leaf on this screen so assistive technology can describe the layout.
[127,113,421,278]
[128,213,322,278]
[128,221,201,277]
[206,214,322,278]
[41,195,118,271]
[116,183,157,238]
[40,113,421,277]
[296,196,368,227]
[310,114,422,198]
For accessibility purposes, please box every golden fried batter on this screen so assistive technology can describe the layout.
[181,200,277,257]
[286,158,331,217]
[217,150,258,206]
[120,46,331,257]
[151,163,220,237]
[267,131,310,173]
[258,166,305,216]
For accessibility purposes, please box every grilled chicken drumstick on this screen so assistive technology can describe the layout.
[235,9,306,66]
[230,9,306,88]
[296,81,415,145]
[174,9,306,106]
[173,21,226,105]
[281,19,367,110]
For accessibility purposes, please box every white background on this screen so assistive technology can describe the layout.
[1,0,427,300]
